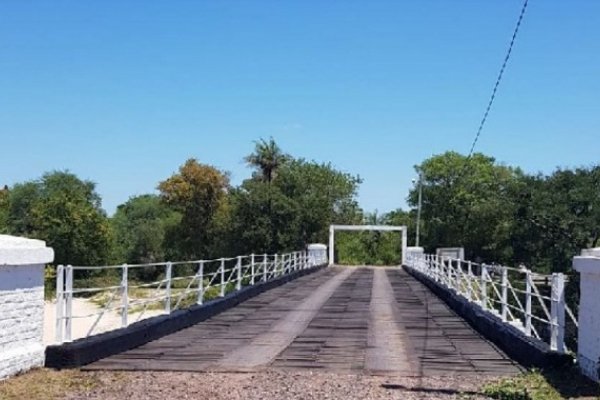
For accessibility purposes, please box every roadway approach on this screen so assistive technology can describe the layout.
[84,266,521,376]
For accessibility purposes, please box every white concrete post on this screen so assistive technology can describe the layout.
[164,262,172,314]
[65,265,73,341]
[220,258,225,297]
[525,271,532,337]
[55,264,64,343]
[263,254,268,282]
[480,264,488,310]
[550,273,565,353]
[501,267,508,322]
[197,261,204,305]
[236,256,242,291]
[574,249,600,381]
[466,261,473,301]
[121,264,129,327]
[328,226,334,266]
[0,235,54,379]
[250,254,255,285]
[401,227,408,265]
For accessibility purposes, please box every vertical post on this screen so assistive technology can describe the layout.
[263,254,268,282]
[446,257,452,288]
[329,226,334,266]
[467,261,473,301]
[220,258,225,297]
[64,264,73,342]
[501,267,508,322]
[197,261,204,305]
[275,254,279,277]
[55,265,64,343]
[401,227,408,265]
[236,256,242,291]
[525,271,532,336]
[250,254,255,285]
[121,264,128,328]
[550,273,566,353]
[481,264,488,310]
[165,262,172,314]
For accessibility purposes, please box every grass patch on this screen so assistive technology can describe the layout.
[483,368,600,400]
[0,368,115,400]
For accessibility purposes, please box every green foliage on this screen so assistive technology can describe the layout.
[244,137,289,183]
[158,159,230,260]
[229,180,300,254]
[408,151,522,263]
[0,186,8,233]
[483,371,564,400]
[3,171,111,266]
[276,159,362,245]
[335,211,406,265]
[110,195,181,280]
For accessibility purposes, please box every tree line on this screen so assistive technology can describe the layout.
[1,143,597,276]
[0,139,364,268]
[408,151,600,275]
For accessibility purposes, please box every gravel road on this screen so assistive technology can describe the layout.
[67,370,492,400]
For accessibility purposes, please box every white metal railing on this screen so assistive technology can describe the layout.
[405,252,578,354]
[55,250,320,344]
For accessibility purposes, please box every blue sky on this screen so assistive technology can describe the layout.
[1,1,598,215]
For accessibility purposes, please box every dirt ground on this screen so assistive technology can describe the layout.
[1,368,495,400]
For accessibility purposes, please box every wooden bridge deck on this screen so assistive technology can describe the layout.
[85,267,521,377]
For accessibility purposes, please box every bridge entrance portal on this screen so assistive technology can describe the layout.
[328,224,408,266]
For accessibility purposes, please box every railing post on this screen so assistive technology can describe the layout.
[446,257,452,288]
[197,261,204,305]
[121,264,129,328]
[480,264,488,310]
[263,254,268,282]
[163,262,172,314]
[550,273,566,353]
[467,261,473,301]
[250,254,255,285]
[55,264,64,343]
[236,256,242,291]
[64,264,73,342]
[525,271,532,336]
[275,254,279,277]
[220,258,226,297]
[501,267,508,322]
[455,259,462,294]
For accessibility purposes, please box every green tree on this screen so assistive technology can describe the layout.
[408,151,523,262]
[244,137,289,183]
[158,159,230,259]
[4,171,111,266]
[0,185,9,233]
[110,195,181,265]
[229,180,300,254]
[276,158,362,245]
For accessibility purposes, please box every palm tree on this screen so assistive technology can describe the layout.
[244,138,289,183]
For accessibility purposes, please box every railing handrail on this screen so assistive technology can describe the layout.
[55,249,323,344]
[405,252,577,355]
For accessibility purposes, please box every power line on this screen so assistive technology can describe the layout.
[467,0,529,158]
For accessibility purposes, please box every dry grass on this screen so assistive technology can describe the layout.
[0,368,122,400]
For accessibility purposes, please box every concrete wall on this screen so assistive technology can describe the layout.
[0,235,54,379]
[574,248,600,382]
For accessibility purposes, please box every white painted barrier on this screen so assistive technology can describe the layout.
[0,235,54,379]
[573,248,600,382]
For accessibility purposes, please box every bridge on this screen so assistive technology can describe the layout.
[82,267,520,375]
[4,228,600,384]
